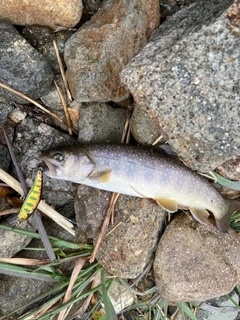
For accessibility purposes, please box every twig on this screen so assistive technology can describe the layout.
[3,129,27,195]
[53,39,72,101]
[90,193,120,263]
[152,135,163,145]
[0,207,20,216]
[54,81,73,136]
[0,82,77,135]
[58,257,88,320]
[121,105,133,144]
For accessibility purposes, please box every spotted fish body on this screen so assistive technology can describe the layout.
[41,144,240,233]
[18,167,43,223]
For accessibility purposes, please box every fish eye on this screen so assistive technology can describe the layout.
[53,152,64,162]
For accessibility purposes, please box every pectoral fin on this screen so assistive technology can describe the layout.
[156,198,178,213]
[90,169,112,183]
[189,207,209,225]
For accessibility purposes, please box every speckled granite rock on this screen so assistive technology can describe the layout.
[0,21,54,104]
[97,195,166,278]
[0,0,82,29]
[65,0,160,102]
[78,103,126,143]
[75,185,111,239]
[154,214,240,302]
[121,0,240,173]
[130,103,163,146]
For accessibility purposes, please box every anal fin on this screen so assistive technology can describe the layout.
[90,169,112,183]
[189,207,209,225]
[156,198,178,213]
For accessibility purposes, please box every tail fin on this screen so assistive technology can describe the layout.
[216,200,240,234]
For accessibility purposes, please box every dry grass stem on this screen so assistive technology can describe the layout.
[0,82,77,134]
[90,193,120,263]
[0,207,20,216]
[199,171,216,182]
[0,169,75,235]
[58,257,88,320]
[53,39,72,101]
[121,105,133,144]
[68,272,101,320]
[54,81,73,135]
[0,257,50,265]
[152,135,163,145]
[106,221,122,237]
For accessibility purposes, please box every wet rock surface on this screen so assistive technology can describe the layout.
[64,0,160,102]
[0,0,82,29]
[154,214,240,302]
[0,21,54,104]
[97,195,167,278]
[121,0,240,172]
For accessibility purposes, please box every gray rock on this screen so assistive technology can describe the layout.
[41,74,71,111]
[0,21,54,104]
[130,103,163,146]
[0,216,36,258]
[121,0,240,172]
[0,144,11,172]
[22,25,72,73]
[97,195,167,278]
[154,214,240,302]
[13,117,75,207]
[195,289,239,320]
[75,185,111,239]
[78,102,126,143]
[0,275,58,317]
[0,99,14,125]
[64,0,160,102]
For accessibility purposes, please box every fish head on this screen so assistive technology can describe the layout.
[41,147,95,182]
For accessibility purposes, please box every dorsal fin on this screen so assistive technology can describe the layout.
[189,207,209,224]
[155,198,178,212]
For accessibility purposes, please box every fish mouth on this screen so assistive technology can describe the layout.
[41,158,57,176]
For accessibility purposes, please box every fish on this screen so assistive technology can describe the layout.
[17,167,43,223]
[41,144,240,233]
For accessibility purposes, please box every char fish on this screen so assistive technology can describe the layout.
[41,144,240,233]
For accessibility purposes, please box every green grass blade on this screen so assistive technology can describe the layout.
[177,302,197,320]
[0,262,66,282]
[211,172,240,190]
[101,270,118,320]
[0,224,93,249]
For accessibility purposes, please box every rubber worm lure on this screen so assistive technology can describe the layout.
[18,167,43,223]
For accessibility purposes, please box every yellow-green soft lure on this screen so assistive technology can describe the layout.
[18,167,43,223]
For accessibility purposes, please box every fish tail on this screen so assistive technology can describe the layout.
[216,200,240,234]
